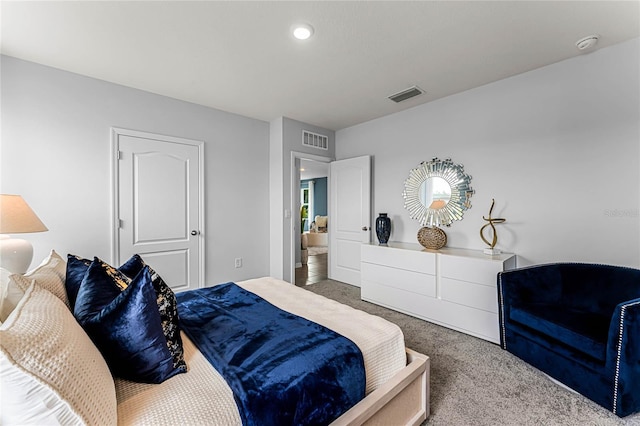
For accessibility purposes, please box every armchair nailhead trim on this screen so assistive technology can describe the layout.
[497,274,507,349]
[613,300,640,415]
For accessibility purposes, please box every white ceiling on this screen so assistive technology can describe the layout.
[300,158,329,181]
[2,1,638,131]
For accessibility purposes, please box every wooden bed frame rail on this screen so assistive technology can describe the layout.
[332,348,430,426]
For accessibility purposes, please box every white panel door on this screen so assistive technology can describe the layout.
[329,155,371,286]
[114,129,203,292]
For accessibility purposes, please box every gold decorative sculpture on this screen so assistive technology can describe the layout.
[480,199,506,255]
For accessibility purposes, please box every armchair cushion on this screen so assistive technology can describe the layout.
[510,304,609,361]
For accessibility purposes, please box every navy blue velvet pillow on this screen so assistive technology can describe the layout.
[119,254,186,373]
[66,253,187,374]
[65,254,92,310]
[74,258,185,383]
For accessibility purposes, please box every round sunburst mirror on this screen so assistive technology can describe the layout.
[402,158,474,228]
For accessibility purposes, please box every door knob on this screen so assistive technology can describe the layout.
[362,226,369,231]
[191,230,200,236]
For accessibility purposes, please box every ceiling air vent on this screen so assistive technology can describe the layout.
[302,130,328,150]
[388,86,424,103]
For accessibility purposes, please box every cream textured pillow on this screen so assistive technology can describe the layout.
[11,250,69,309]
[0,282,117,425]
[0,271,25,323]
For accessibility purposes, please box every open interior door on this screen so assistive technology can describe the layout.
[329,155,371,287]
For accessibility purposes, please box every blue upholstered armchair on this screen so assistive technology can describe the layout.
[497,263,640,417]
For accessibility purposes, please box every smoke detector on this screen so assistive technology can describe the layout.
[576,35,599,51]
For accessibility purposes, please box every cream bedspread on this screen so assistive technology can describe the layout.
[116,277,406,425]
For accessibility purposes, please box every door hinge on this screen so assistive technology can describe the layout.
[117,151,123,160]
[118,219,124,228]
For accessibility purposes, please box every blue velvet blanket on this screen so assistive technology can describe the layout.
[176,283,365,426]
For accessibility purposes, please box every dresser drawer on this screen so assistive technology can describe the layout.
[362,262,436,297]
[440,255,505,287]
[361,280,435,319]
[441,277,498,313]
[362,244,435,275]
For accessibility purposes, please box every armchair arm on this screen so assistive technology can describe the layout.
[497,264,571,350]
[606,297,640,417]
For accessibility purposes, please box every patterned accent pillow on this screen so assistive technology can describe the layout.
[74,259,185,383]
[119,254,186,373]
[0,282,117,424]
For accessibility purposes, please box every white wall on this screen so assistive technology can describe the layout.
[269,117,334,282]
[269,117,285,279]
[1,56,271,284]
[336,38,640,268]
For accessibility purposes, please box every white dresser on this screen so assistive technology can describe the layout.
[361,242,516,344]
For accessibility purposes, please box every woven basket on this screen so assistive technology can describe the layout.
[417,226,447,250]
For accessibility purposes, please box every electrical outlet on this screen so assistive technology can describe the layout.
[234,257,242,268]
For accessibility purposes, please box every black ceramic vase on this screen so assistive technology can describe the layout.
[375,213,391,245]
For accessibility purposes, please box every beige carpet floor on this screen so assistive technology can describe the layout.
[304,279,640,426]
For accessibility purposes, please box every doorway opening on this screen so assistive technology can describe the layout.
[293,156,329,286]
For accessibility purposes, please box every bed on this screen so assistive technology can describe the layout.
[0,250,429,425]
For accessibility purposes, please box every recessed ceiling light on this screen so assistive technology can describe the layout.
[292,23,314,40]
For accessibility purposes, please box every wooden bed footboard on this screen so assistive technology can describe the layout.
[331,348,430,426]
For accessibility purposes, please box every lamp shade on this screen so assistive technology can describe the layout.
[0,195,48,273]
[0,194,48,234]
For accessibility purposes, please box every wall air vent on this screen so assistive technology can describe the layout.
[388,86,424,103]
[302,130,328,150]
